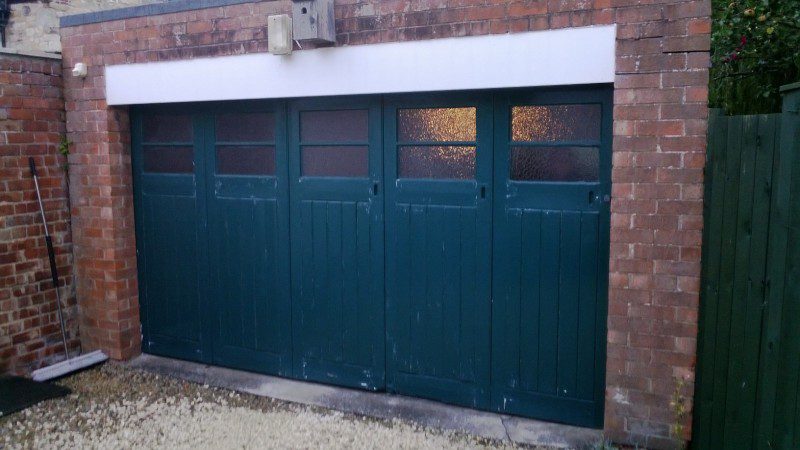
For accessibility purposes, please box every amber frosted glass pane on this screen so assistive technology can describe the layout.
[302,146,368,177]
[216,113,275,142]
[216,146,275,175]
[398,108,477,142]
[300,110,369,142]
[398,146,476,179]
[143,146,194,173]
[143,115,193,142]
[510,146,599,181]
[511,105,601,142]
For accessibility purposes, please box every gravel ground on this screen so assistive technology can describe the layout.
[0,363,548,449]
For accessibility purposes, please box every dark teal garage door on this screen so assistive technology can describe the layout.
[131,86,610,428]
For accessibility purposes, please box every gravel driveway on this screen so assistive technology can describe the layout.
[0,364,545,449]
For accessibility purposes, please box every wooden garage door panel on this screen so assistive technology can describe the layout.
[133,112,209,362]
[384,94,493,409]
[288,98,386,390]
[490,88,612,428]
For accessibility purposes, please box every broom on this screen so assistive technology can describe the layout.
[28,157,108,381]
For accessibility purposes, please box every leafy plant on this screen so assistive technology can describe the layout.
[58,135,72,172]
[670,376,689,449]
[710,0,800,114]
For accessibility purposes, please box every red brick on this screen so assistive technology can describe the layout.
[0,54,76,376]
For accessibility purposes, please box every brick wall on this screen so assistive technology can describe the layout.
[59,1,710,448]
[5,0,163,54]
[0,52,78,375]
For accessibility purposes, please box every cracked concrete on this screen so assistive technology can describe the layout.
[129,354,602,449]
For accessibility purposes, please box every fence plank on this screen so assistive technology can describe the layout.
[708,115,744,446]
[693,110,729,450]
[737,115,779,448]
[752,114,785,450]
[722,115,760,450]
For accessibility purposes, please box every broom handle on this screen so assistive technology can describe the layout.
[29,157,70,359]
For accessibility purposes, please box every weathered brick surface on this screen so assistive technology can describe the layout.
[59,1,710,447]
[6,0,162,54]
[0,53,78,375]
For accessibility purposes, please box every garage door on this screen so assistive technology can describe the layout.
[131,87,610,428]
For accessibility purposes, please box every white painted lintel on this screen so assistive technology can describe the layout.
[105,25,616,106]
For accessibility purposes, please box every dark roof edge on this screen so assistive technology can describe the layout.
[60,0,257,28]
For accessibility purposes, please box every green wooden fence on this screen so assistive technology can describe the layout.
[693,83,800,450]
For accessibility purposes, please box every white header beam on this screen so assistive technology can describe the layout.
[106,25,616,105]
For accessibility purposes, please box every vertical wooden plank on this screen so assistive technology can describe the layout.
[735,115,778,448]
[505,209,523,388]
[340,201,358,365]
[312,201,329,360]
[459,207,477,382]
[394,204,411,372]
[538,210,561,396]
[752,115,784,450]
[519,210,541,392]
[260,201,279,351]
[299,200,316,359]
[577,211,599,401]
[722,115,759,450]
[709,115,744,446]
[355,201,372,367]
[409,204,427,374]
[557,211,581,399]
[242,202,257,351]
[693,110,729,450]
[325,201,343,362]
[426,205,445,376]
[442,206,461,380]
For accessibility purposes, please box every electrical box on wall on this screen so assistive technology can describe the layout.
[268,14,293,55]
[291,0,335,45]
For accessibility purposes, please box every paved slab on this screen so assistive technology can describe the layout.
[129,354,602,449]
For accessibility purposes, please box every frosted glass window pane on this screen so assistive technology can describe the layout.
[216,146,275,176]
[216,113,275,142]
[143,115,193,142]
[398,146,475,179]
[300,110,369,142]
[510,146,599,181]
[511,105,601,142]
[398,108,476,142]
[302,146,368,177]
[143,146,194,173]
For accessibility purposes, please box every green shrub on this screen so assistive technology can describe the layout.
[710,0,800,114]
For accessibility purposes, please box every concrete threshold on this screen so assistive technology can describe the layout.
[128,354,602,449]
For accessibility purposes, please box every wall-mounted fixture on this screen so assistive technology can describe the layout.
[268,14,293,55]
[0,0,10,48]
[291,0,335,45]
[71,63,87,78]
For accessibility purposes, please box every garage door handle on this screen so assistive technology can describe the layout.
[372,181,380,196]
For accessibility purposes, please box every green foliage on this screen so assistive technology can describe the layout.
[710,0,800,114]
[58,135,72,172]
[58,135,72,158]
[670,376,689,449]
